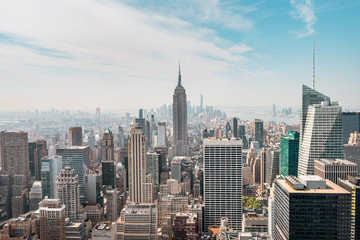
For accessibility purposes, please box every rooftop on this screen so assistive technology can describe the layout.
[277,177,349,194]
[316,159,357,166]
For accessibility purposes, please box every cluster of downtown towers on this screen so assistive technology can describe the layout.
[0,66,358,240]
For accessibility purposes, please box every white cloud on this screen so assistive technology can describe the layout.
[289,0,317,38]
[0,0,269,110]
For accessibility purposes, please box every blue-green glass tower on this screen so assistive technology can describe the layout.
[280,131,299,177]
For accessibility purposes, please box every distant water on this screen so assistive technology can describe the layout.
[217,106,300,124]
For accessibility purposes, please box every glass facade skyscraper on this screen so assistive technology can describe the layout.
[280,131,299,177]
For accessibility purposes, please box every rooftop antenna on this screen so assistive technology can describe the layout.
[312,38,315,90]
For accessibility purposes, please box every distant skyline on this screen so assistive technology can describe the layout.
[1,0,360,110]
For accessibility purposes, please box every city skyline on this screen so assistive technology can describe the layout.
[1,0,360,110]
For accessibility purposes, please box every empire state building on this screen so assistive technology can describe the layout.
[172,64,188,156]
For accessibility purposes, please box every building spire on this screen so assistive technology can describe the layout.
[312,38,315,90]
[178,61,181,87]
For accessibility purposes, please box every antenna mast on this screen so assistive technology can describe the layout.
[312,38,315,90]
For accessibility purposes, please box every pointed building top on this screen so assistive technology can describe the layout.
[131,118,135,126]
[178,61,182,87]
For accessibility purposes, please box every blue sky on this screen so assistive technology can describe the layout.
[0,0,359,111]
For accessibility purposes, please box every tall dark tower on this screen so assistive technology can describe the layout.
[101,129,115,188]
[172,63,188,156]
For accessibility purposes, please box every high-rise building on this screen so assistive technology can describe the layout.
[147,152,161,187]
[172,64,188,156]
[56,146,91,198]
[300,85,330,141]
[116,203,158,239]
[29,139,48,180]
[273,176,351,240]
[200,94,204,112]
[237,125,247,149]
[0,215,33,239]
[265,148,280,184]
[342,112,360,144]
[105,188,118,222]
[102,129,116,188]
[128,125,153,204]
[157,122,167,148]
[69,127,83,147]
[314,159,357,184]
[254,119,263,148]
[233,118,238,138]
[85,172,103,206]
[39,197,66,240]
[56,167,81,221]
[225,122,231,138]
[272,104,276,117]
[338,175,360,240]
[280,131,300,177]
[0,130,30,219]
[29,181,42,211]
[41,155,63,199]
[204,138,242,232]
[260,148,266,192]
[171,157,182,182]
[344,132,360,174]
[298,100,345,175]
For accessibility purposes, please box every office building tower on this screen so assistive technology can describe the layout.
[128,125,153,204]
[41,155,63,199]
[301,85,330,141]
[254,119,263,148]
[96,108,101,123]
[338,175,360,240]
[84,205,105,228]
[29,139,48,180]
[105,188,118,222]
[69,127,83,147]
[171,157,182,182]
[342,112,360,144]
[280,131,300,177]
[173,213,197,240]
[225,122,231,138]
[102,129,116,188]
[88,133,96,148]
[147,152,161,187]
[172,64,188,156]
[39,197,66,240]
[265,148,280,184]
[298,100,345,175]
[344,132,360,174]
[251,156,261,184]
[29,181,42,211]
[139,108,144,119]
[0,130,30,219]
[260,148,266,192]
[135,118,146,133]
[56,167,81,221]
[233,118,238,138]
[92,222,116,240]
[116,203,158,239]
[85,172,103,206]
[237,125,247,149]
[157,122,167,148]
[204,138,242,232]
[200,94,204,112]
[117,126,125,148]
[273,176,351,240]
[314,159,357,184]
[56,146,91,198]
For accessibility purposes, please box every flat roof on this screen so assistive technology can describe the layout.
[316,159,357,166]
[276,178,349,194]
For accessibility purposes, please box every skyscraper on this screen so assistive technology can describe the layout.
[69,127,83,147]
[301,85,330,141]
[172,64,188,156]
[314,159,357,184]
[204,138,242,232]
[29,181,42,211]
[273,176,351,240]
[280,131,300,177]
[56,167,81,221]
[265,148,280,184]
[102,129,115,188]
[157,122,167,148]
[233,117,238,138]
[0,130,30,219]
[39,197,66,240]
[254,119,263,148]
[128,125,153,204]
[29,139,48,181]
[298,100,345,175]
[41,155,63,199]
[56,146,91,198]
